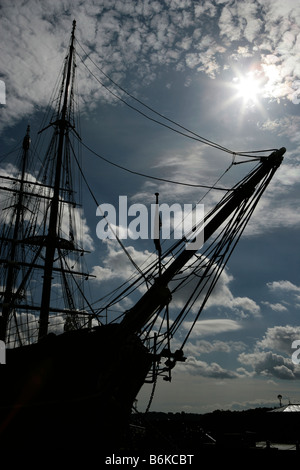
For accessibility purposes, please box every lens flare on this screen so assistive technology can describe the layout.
[233,73,262,105]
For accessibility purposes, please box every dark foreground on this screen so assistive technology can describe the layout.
[112,408,300,464]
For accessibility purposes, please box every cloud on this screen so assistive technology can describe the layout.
[0,162,94,251]
[182,318,242,338]
[90,239,157,282]
[238,325,300,380]
[183,339,246,355]
[180,355,241,379]
[167,255,261,318]
[261,301,288,312]
[91,233,260,321]
[2,0,300,133]
[260,116,300,151]
[5,310,99,347]
[241,182,300,236]
[267,280,300,293]
[185,35,226,78]
[238,350,300,380]
[202,269,261,317]
[219,1,263,43]
[256,325,300,355]
[215,0,300,101]
[5,312,64,347]
[177,325,300,382]
[263,281,300,314]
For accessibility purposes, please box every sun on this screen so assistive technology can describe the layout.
[233,72,262,106]
[220,68,267,121]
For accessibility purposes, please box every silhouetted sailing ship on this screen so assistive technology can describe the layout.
[0,21,285,450]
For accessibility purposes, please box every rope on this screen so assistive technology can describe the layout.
[68,137,150,284]
[75,39,277,158]
[76,40,233,154]
[79,138,231,191]
[145,364,159,414]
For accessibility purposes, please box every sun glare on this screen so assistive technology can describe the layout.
[236,76,261,103]
[221,69,267,123]
[233,73,262,105]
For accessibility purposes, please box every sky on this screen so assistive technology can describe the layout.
[1,0,300,415]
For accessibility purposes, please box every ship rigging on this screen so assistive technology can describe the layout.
[0,21,285,449]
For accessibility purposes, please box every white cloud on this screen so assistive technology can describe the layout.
[261,301,288,312]
[231,297,261,316]
[90,239,157,282]
[179,355,241,379]
[5,312,65,347]
[165,252,261,319]
[238,325,300,380]
[219,5,241,42]
[239,350,300,380]
[240,183,300,236]
[0,162,94,251]
[2,0,300,133]
[257,325,300,355]
[204,269,261,317]
[219,1,263,43]
[91,212,262,318]
[194,1,216,19]
[261,116,300,151]
[267,280,300,293]
[183,339,246,355]
[182,318,242,338]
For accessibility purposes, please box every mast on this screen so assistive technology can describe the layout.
[0,126,31,341]
[0,20,95,346]
[120,147,286,335]
[38,20,76,340]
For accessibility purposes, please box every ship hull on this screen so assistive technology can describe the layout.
[0,324,152,449]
